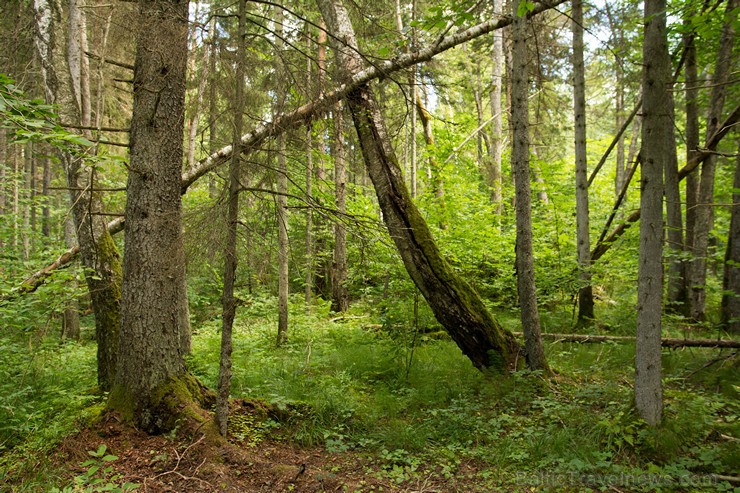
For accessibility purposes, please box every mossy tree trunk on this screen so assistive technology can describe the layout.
[109,0,206,433]
[317,0,520,372]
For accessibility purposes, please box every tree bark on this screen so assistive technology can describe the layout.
[683,16,699,298]
[62,215,81,341]
[216,0,246,437]
[511,0,549,372]
[330,102,350,312]
[110,0,208,433]
[635,0,670,426]
[305,25,314,307]
[572,0,594,324]
[317,0,521,372]
[276,6,289,346]
[721,141,740,333]
[489,0,504,215]
[687,0,737,321]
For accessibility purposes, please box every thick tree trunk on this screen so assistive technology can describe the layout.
[110,0,207,433]
[635,0,670,426]
[330,102,350,313]
[317,0,520,371]
[511,0,549,372]
[572,0,594,325]
[721,143,740,333]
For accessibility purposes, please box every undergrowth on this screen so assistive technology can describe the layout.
[0,293,737,491]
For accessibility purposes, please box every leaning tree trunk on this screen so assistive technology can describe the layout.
[109,0,211,434]
[317,0,520,372]
[635,0,670,427]
[33,0,122,391]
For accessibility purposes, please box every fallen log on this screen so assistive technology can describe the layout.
[513,332,740,349]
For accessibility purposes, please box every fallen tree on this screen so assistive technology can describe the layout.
[514,332,740,349]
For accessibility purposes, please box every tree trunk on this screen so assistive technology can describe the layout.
[635,0,670,427]
[416,92,446,228]
[721,141,740,333]
[33,0,123,391]
[511,0,549,373]
[572,0,594,325]
[276,6,289,346]
[683,17,699,298]
[305,25,314,307]
[41,157,51,237]
[330,102,350,312]
[110,0,209,433]
[664,95,685,310]
[186,7,212,170]
[489,0,504,215]
[317,0,520,372]
[216,0,246,437]
[687,0,737,321]
[62,215,81,341]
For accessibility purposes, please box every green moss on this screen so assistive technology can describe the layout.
[106,384,135,423]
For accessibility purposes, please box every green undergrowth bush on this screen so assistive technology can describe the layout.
[187,293,738,491]
[0,331,100,491]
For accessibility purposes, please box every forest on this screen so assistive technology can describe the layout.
[0,0,738,490]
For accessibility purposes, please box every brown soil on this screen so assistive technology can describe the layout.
[52,400,504,493]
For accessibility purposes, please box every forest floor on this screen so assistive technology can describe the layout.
[54,405,505,493]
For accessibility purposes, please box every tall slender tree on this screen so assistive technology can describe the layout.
[330,101,350,312]
[687,0,737,321]
[511,0,549,372]
[635,0,671,426]
[216,0,246,437]
[572,0,594,324]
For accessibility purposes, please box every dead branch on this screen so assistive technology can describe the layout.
[513,332,740,349]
